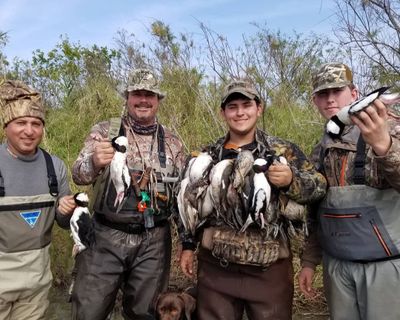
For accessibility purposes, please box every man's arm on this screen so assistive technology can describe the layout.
[281,141,327,204]
[53,157,75,228]
[351,100,400,191]
[72,121,113,185]
[298,202,323,298]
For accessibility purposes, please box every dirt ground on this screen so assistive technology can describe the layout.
[46,225,329,319]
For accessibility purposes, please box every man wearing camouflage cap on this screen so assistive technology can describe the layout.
[178,79,326,319]
[71,68,184,319]
[299,63,400,319]
[0,80,76,319]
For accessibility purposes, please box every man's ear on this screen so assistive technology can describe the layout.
[351,87,359,101]
[179,292,196,320]
[257,103,264,117]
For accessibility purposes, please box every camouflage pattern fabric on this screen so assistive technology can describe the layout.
[72,116,184,185]
[0,80,45,126]
[301,117,400,268]
[312,62,353,94]
[221,80,261,107]
[211,226,281,267]
[124,68,166,99]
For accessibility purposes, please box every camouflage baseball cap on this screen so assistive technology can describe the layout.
[312,63,353,94]
[221,80,261,108]
[0,79,45,127]
[125,68,165,99]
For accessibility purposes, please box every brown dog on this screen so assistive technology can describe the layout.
[155,291,196,320]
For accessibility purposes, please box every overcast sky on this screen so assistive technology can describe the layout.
[0,0,336,61]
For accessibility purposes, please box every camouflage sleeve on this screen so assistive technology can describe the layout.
[283,141,327,204]
[53,157,73,229]
[72,121,110,185]
[375,134,400,192]
[175,212,197,250]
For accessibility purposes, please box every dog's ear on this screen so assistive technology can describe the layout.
[154,293,163,312]
[179,292,196,320]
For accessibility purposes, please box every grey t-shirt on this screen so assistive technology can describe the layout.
[0,143,71,228]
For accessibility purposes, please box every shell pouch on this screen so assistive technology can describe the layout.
[318,185,400,262]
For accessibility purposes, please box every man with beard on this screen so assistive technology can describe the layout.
[71,68,185,320]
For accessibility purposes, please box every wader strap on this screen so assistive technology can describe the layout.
[0,170,4,197]
[353,135,366,185]
[41,149,59,197]
[157,125,166,168]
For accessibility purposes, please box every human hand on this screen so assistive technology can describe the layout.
[298,266,317,298]
[180,250,195,279]
[92,138,115,170]
[350,99,391,156]
[57,195,76,216]
[267,162,293,188]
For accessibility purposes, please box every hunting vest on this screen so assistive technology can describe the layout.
[200,130,297,267]
[92,118,177,225]
[318,134,400,262]
[0,149,59,253]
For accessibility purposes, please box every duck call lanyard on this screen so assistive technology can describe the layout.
[129,124,167,228]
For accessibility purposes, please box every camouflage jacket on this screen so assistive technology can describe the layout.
[72,117,185,188]
[179,128,327,249]
[301,114,400,268]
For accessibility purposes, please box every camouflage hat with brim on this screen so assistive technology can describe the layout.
[125,68,166,99]
[312,63,353,94]
[221,80,261,108]
[0,80,45,127]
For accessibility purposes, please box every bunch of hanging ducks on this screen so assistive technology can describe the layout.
[177,150,303,238]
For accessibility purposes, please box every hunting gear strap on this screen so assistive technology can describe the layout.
[42,148,59,197]
[353,135,366,185]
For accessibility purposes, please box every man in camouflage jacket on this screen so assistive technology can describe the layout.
[70,69,185,320]
[179,80,326,320]
[299,63,400,320]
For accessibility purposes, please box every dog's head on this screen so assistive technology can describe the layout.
[155,292,196,320]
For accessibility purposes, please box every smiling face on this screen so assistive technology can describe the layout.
[4,116,44,156]
[221,97,262,143]
[312,86,358,120]
[126,90,160,126]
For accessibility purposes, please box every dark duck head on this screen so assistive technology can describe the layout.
[74,192,89,208]
[111,136,128,153]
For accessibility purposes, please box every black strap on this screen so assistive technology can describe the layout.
[353,135,366,185]
[157,125,166,168]
[118,122,125,137]
[95,213,168,234]
[41,148,59,197]
[0,170,4,197]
